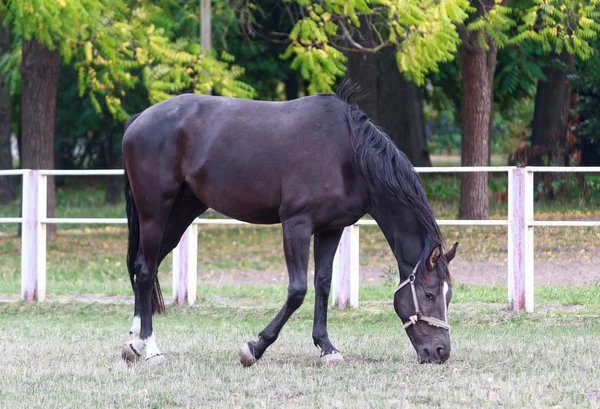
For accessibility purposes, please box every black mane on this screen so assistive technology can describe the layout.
[336,80,447,276]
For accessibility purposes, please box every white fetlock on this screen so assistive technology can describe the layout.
[320,351,345,366]
[130,316,141,337]
[143,333,163,361]
[239,343,258,367]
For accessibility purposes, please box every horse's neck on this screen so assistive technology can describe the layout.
[370,201,424,271]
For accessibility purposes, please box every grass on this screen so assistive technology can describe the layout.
[0,167,598,407]
[1,299,599,408]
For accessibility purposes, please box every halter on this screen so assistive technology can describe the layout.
[394,261,451,331]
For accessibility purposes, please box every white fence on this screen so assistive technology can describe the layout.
[1,167,599,313]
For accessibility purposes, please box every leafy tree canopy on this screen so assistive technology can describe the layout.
[2,0,256,120]
[282,0,600,93]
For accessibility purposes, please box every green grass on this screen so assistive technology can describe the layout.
[0,164,598,407]
[1,300,599,408]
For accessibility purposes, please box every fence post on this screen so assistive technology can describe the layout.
[172,224,198,306]
[21,170,47,302]
[331,225,360,309]
[524,168,535,313]
[508,168,534,313]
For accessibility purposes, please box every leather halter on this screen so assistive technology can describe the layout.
[394,261,451,331]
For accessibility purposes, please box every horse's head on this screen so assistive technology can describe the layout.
[393,242,458,364]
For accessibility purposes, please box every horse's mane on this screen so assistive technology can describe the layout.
[336,80,447,278]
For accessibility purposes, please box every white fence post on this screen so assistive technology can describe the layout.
[508,168,534,313]
[331,225,360,309]
[21,170,47,302]
[524,168,535,313]
[172,224,198,306]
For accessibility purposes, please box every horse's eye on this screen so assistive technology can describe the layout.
[425,293,434,301]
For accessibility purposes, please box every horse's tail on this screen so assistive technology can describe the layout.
[124,113,165,315]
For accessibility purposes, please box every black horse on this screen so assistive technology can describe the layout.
[121,82,459,366]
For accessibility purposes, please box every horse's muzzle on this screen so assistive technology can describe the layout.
[417,345,450,364]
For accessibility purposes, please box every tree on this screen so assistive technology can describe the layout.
[0,23,14,204]
[457,0,510,219]
[571,38,600,160]
[347,46,431,166]
[20,39,60,231]
[530,51,574,168]
[2,0,255,226]
[344,17,430,166]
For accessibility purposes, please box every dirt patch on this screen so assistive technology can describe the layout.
[191,256,600,287]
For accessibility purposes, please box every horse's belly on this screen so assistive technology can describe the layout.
[207,200,282,225]
[186,168,283,224]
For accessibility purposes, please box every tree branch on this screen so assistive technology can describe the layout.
[338,20,390,53]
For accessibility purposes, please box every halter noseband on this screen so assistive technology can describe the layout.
[394,261,450,331]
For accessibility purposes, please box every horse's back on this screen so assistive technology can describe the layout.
[123,93,367,226]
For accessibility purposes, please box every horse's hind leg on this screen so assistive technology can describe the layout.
[312,228,344,364]
[126,188,207,364]
[130,214,172,364]
[124,184,180,365]
[239,216,312,367]
[157,188,208,267]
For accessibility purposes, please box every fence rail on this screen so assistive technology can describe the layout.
[1,167,599,312]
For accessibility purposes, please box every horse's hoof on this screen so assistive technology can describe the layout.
[320,351,345,366]
[239,343,258,367]
[145,354,166,367]
[121,343,141,364]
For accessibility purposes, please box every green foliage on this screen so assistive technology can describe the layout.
[282,0,472,93]
[3,0,256,121]
[514,0,600,59]
[281,0,600,95]
[467,2,516,50]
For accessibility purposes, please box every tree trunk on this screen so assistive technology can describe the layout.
[457,15,499,220]
[21,38,60,234]
[378,48,431,167]
[530,52,574,166]
[528,52,575,197]
[284,70,299,101]
[346,54,379,114]
[346,25,431,166]
[0,24,15,204]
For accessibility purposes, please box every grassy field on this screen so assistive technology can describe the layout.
[1,296,600,408]
[0,168,599,408]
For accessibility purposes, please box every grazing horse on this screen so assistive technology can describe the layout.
[121,82,459,366]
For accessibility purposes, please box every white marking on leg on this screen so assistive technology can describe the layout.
[130,316,141,336]
[443,281,449,323]
[127,316,145,357]
[144,333,162,359]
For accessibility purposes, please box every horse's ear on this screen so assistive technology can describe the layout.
[426,246,442,270]
[444,242,459,263]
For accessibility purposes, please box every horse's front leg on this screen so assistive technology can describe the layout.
[312,228,345,365]
[239,217,312,367]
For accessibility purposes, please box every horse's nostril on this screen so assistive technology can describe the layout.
[436,345,449,361]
